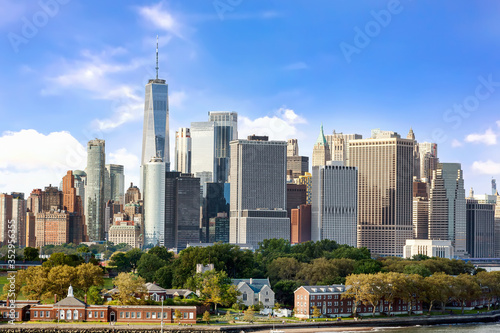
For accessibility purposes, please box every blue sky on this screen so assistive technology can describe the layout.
[1,0,500,195]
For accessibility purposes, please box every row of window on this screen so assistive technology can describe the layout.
[2,312,19,318]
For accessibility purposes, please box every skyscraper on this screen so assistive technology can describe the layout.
[466,198,495,258]
[311,163,358,246]
[209,111,237,183]
[229,136,290,247]
[428,163,466,257]
[348,130,414,256]
[412,180,430,239]
[312,125,331,167]
[0,194,13,246]
[287,139,299,157]
[325,131,362,164]
[141,37,170,174]
[143,156,166,247]
[418,142,438,181]
[106,164,125,203]
[175,127,191,174]
[11,192,26,247]
[85,139,106,241]
[191,121,217,182]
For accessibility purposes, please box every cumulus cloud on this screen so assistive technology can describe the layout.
[239,107,306,140]
[471,160,500,175]
[465,128,497,145]
[0,129,86,194]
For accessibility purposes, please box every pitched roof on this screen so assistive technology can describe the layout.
[164,289,195,297]
[232,278,271,293]
[145,282,167,293]
[54,296,86,307]
[298,285,348,294]
[315,124,328,146]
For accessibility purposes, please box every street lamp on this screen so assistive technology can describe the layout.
[161,298,164,333]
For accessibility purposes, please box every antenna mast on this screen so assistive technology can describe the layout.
[155,35,159,80]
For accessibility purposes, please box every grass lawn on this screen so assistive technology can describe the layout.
[102,277,113,289]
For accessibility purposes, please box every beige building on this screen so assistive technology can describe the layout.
[287,138,299,157]
[231,278,275,309]
[108,220,142,248]
[403,239,454,259]
[347,129,414,257]
[324,131,362,164]
[312,125,331,167]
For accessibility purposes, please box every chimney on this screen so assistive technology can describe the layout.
[250,278,253,284]
[84,294,87,304]
[6,297,9,307]
[54,294,57,304]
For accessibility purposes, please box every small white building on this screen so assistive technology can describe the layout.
[232,278,275,309]
[403,239,454,259]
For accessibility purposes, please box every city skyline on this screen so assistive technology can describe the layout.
[1,1,500,196]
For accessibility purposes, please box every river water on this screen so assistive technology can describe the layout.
[360,322,500,332]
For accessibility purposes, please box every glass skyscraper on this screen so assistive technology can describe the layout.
[85,139,106,241]
[209,111,237,183]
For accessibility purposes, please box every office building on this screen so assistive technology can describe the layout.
[312,125,331,167]
[209,212,230,243]
[413,180,429,239]
[287,139,299,157]
[203,182,230,242]
[143,157,166,247]
[466,199,495,258]
[229,136,290,247]
[347,130,414,256]
[141,39,170,172]
[108,220,142,249]
[175,127,191,174]
[287,156,309,182]
[311,163,358,246]
[191,121,216,182]
[418,142,438,181]
[286,184,307,218]
[403,239,454,259]
[106,164,125,203]
[164,172,201,250]
[0,194,13,246]
[85,139,106,241]
[291,204,311,244]
[428,163,467,257]
[25,212,36,247]
[11,192,26,247]
[298,172,312,205]
[325,131,362,164]
[492,179,497,196]
[209,111,237,183]
[125,183,141,204]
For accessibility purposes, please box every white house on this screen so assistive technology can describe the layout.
[231,278,275,309]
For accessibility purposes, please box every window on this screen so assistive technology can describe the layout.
[242,293,247,301]
[3,312,7,318]
[157,312,161,319]
[152,312,156,319]
[328,302,332,306]
[46,311,50,318]
[131,312,135,318]
[60,310,65,320]
[74,310,78,320]
[347,308,352,313]
[334,302,338,306]
[137,312,141,318]
[94,311,98,318]
[89,311,92,318]
[34,311,38,318]
[311,296,315,300]
[101,311,104,318]
[334,308,338,313]
[189,313,194,319]
[120,312,123,318]
[265,298,269,303]
[328,295,332,299]
[163,312,168,318]
[40,311,44,318]
[126,312,130,318]
[66,310,71,320]
[334,295,338,299]
[146,312,150,318]
[184,312,188,319]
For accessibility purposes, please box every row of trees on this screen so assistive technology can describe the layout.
[343,271,500,316]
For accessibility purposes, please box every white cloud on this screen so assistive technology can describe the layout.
[137,2,184,39]
[0,130,86,194]
[109,148,140,188]
[465,128,497,145]
[239,108,306,140]
[451,139,463,147]
[283,62,308,71]
[497,120,500,128]
[471,160,500,175]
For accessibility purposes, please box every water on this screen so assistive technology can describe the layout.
[350,323,500,332]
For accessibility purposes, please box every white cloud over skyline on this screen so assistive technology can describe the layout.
[239,107,306,141]
[465,128,497,145]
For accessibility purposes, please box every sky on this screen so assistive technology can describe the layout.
[1,0,500,196]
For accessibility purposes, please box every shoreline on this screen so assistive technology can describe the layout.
[0,312,499,332]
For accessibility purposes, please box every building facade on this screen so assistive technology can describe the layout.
[312,125,331,167]
[347,131,414,256]
[108,220,142,249]
[174,127,191,174]
[466,199,495,258]
[232,278,275,309]
[428,163,467,258]
[311,163,358,247]
[105,164,125,203]
[291,204,311,244]
[85,139,106,241]
[403,239,454,259]
[229,137,290,247]
[143,157,166,247]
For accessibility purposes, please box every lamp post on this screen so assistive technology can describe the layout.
[161,298,164,333]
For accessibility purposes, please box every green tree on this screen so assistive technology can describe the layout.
[451,274,482,314]
[380,272,405,316]
[312,305,321,318]
[174,309,182,324]
[353,259,382,274]
[328,246,371,260]
[274,280,299,307]
[2,270,25,300]
[476,271,500,311]
[137,253,167,282]
[148,246,174,262]
[343,274,367,316]
[23,247,39,261]
[425,272,454,313]
[154,266,174,289]
[21,266,49,300]
[112,272,147,304]
[202,310,211,324]
[244,307,255,322]
[196,270,239,313]
[45,265,77,301]
[399,274,424,315]
[403,264,432,277]
[360,273,384,317]
[43,252,82,268]
[267,257,301,282]
[297,258,341,285]
[87,285,103,305]
[126,248,144,273]
[75,262,104,295]
[108,252,131,272]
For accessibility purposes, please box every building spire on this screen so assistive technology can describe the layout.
[155,35,159,80]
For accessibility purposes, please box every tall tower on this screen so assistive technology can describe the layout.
[105,164,125,203]
[287,139,299,157]
[348,130,414,256]
[85,139,106,241]
[312,124,331,167]
[229,136,290,247]
[428,163,466,257]
[143,156,166,247]
[175,127,192,174]
[141,36,170,173]
[209,111,238,183]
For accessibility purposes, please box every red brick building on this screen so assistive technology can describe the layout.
[291,204,311,244]
[294,285,423,318]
